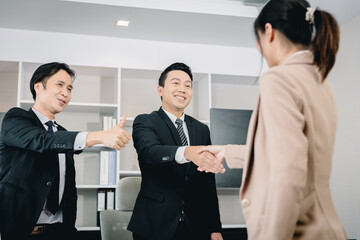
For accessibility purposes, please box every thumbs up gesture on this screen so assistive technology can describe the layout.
[104,116,131,150]
[86,115,131,150]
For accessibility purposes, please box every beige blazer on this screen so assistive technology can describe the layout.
[225,52,347,240]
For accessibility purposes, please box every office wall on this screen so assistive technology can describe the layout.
[0,28,261,76]
[328,14,360,239]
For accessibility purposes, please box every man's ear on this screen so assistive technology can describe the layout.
[34,82,41,94]
[157,85,163,97]
[264,23,275,42]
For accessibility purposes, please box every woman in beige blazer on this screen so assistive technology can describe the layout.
[199,0,347,239]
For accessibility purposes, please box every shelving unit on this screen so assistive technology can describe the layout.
[77,226,100,231]
[1,60,256,230]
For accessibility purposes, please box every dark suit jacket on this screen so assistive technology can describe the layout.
[0,107,80,240]
[128,108,222,240]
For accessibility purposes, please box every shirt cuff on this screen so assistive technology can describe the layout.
[74,132,88,151]
[175,146,191,164]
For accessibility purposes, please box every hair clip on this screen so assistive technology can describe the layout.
[305,7,316,24]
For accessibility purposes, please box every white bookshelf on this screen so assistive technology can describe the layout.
[1,60,255,230]
[77,185,117,189]
[19,100,118,114]
[76,226,100,231]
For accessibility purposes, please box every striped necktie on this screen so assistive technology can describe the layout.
[175,118,188,146]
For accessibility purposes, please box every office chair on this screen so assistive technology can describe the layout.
[100,176,141,240]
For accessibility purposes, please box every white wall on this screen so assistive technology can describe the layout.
[328,14,360,239]
[0,28,261,76]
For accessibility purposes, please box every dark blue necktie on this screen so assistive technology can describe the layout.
[45,121,60,215]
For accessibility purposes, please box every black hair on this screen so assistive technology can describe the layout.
[158,62,193,87]
[254,0,339,80]
[30,62,76,100]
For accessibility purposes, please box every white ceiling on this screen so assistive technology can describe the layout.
[0,0,359,48]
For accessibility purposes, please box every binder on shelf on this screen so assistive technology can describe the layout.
[99,151,109,185]
[108,116,113,130]
[106,189,115,210]
[103,116,117,131]
[103,116,110,131]
[99,150,117,186]
[97,189,106,226]
[108,150,117,186]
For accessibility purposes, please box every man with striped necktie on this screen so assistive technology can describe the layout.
[128,62,224,240]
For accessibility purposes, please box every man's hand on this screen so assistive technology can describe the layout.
[102,116,131,150]
[184,146,225,174]
[211,232,223,240]
[86,116,131,150]
[196,145,226,172]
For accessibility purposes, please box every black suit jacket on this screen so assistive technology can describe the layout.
[0,107,80,240]
[128,108,222,240]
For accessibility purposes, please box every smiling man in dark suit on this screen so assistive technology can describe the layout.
[0,62,131,240]
[128,62,224,240]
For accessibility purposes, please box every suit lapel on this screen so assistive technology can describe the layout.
[183,115,198,175]
[185,115,196,145]
[157,108,182,146]
[28,108,45,128]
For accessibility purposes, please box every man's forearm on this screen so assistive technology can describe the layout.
[86,131,105,147]
[86,121,131,150]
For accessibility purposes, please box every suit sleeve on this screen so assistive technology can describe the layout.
[1,108,79,153]
[225,144,247,168]
[132,114,179,165]
[258,71,308,239]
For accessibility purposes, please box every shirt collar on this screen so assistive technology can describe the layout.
[32,108,58,127]
[282,50,311,65]
[161,107,185,125]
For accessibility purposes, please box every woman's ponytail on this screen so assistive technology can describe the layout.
[311,10,340,80]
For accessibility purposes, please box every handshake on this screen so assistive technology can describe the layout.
[86,115,227,175]
[184,145,227,174]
